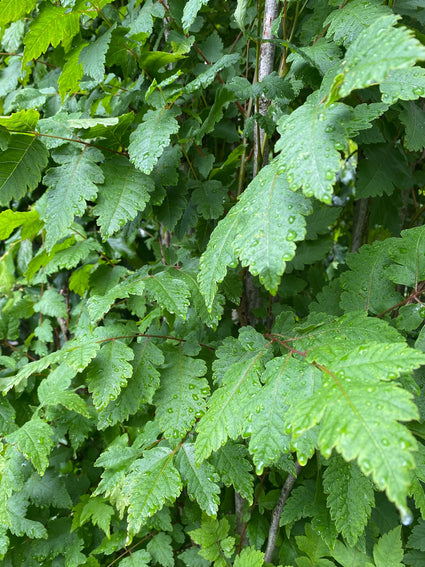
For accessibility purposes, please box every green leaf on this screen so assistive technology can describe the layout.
[210,442,254,503]
[145,270,191,319]
[119,550,151,567]
[33,288,67,318]
[295,524,333,567]
[337,15,425,98]
[234,0,249,32]
[58,44,86,99]
[23,3,80,65]
[288,350,419,512]
[146,532,173,567]
[323,454,374,546]
[182,0,210,31]
[154,349,207,439]
[191,180,226,219]
[276,96,351,203]
[234,547,265,567]
[198,161,311,309]
[129,107,180,174]
[23,469,72,509]
[79,25,114,83]
[123,446,182,536]
[87,340,134,410]
[72,495,114,537]
[94,156,154,239]
[38,365,89,416]
[0,0,37,27]
[340,240,402,314]
[188,515,235,563]
[400,102,425,152]
[380,66,425,104]
[373,526,404,567]
[0,208,41,239]
[324,0,392,46]
[97,338,163,429]
[0,134,48,206]
[87,270,147,322]
[385,225,425,287]
[0,109,40,131]
[6,416,54,475]
[176,442,220,516]
[195,354,265,463]
[185,54,240,94]
[42,146,104,249]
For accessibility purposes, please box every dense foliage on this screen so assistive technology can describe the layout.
[1,0,425,564]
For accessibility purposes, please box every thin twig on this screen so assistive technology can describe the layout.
[264,462,303,562]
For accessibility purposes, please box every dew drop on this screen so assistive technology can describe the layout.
[188,383,195,390]
[400,506,413,526]
[255,461,264,475]
[325,170,334,180]
[172,429,180,439]
[413,87,424,96]
[286,230,297,241]
[167,407,173,414]
[288,216,295,224]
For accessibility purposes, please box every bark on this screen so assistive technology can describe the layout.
[264,462,303,563]
[351,198,369,252]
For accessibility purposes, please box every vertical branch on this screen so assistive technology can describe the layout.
[351,198,369,252]
[253,0,279,176]
[264,462,303,563]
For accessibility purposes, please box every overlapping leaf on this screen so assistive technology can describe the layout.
[123,447,182,536]
[198,161,311,309]
[42,146,104,249]
[94,156,154,239]
[385,225,425,287]
[0,134,48,206]
[6,416,54,475]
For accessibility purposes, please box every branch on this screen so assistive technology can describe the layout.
[264,461,303,562]
[351,198,369,252]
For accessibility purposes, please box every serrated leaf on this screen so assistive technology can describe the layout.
[234,547,265,567]
[0,134,48,206]
[87,340,134,409]
[385,225,425,288]
[176,443,220,516]
[146,532,173,567]
[23,469,72,509]
[0,109,40,131]
[356,145,411,198]
[0,0,37,27]
[249,356,315,471]
[38,364,88,416]
[119,550,151,567]
[94,435,139,499]
[276,96,351,203]
[337,15,425,98]
[234,0,248,31]
[185,54,240,94]
[87,269,147,322]
[340,240,402,314]
[6,416,54,475]
[195,354,265,462]
[400,102,425,151]
[0,208,41,239]
[323,454,374,546]
[94,156,155,239]
[79,25,114,83]
[188,515,235,563]
[182,0,210,31]
[198,161,311,309]
[210,442,254,502]
[42,146,104,249]
[129,107,180,174]
[154,349,207,439]
[324,0,391,46]
[191,180,226,219]
[288,354,419,512]
[58,44,86,99]
[373,526,404,567]
[23,3,80,65]
[72,496,114,537]
[145,270,190,319]
[123,446,182,536]
[97,339,163,429]
[380,66,425,104]
[33,288,67,318]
